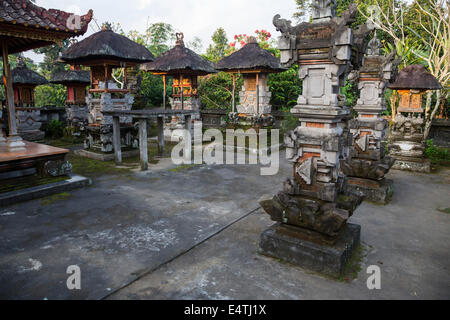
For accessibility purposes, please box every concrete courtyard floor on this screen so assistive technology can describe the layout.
[0,151,449,300]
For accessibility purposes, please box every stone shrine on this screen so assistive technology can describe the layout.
[388,65,442,173]
[259,2,373,277]
[141,33,216,140]
[216,37,285,127]
[341,33,401,204]
[50,66,90,135]
[60,25,155,154]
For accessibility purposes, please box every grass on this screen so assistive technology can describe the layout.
[44,137,84,149]
[168,164,197,172]
[40,192,72,206]
[338,245,366,283]
[0,175,69,194]
[437,208,450,214]
[67,141,179,178]
[67,154,131,178]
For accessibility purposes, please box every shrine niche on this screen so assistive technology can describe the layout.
[216,37,285,127]
[141,33,216,139]
[9,56,48,107]
[388,65,442,173]
[258,1,373,277]
[50,66,90,106]
[341,32,401,204]
[60,24,155,155]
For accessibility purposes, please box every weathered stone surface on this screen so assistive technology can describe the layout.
[340,156,396,180]
[346,177,394,204]
[259,192,361,238]
[259,222,361,278]
[392,157,431,174]
[43,160,72,177]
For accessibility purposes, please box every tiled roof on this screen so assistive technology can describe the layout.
[0,0,92,35]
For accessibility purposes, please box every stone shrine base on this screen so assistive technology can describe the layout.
[259,223,361,278]
[346,177,394,204]
[392,156,431,173]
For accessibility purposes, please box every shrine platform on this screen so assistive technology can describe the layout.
[0,141,91,205]
[0,141,69,180]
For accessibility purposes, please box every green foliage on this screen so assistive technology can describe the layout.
[206,28,229,62]
[341,80,358,107]
[44,120,65,139]
[425,140,450,164]
[138,71,172,108]
[33,41,69,78]
[127,22,176,57]
[198,72,242,110]
[268,65,302,110]
[34,84,66,107]
[280,106,299,138]
[382,37,426,69]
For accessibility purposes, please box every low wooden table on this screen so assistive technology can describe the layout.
[102,109,197,171]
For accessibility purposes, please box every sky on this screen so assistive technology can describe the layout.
[24,0,299,63]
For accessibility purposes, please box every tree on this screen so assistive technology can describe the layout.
[33,40,69,78]
[206,28,229,62]
[360,0,449,139]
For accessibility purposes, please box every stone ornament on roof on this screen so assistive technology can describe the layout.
[312,0,337,22]
[366,31,382,56]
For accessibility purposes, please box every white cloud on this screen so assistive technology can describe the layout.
[29,0,298,62]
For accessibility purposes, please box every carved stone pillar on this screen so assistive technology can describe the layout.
[341,34,400,204]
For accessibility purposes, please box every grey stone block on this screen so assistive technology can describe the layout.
[259,223,361,278]
[346,177,394,204]
[392,157,431,173]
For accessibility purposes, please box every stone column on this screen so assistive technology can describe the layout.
[259,3,368,278]
[341,35,400,204]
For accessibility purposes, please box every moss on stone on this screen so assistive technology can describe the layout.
[40,192,72,206]
[0,176,69,194]
[338,244,366,282]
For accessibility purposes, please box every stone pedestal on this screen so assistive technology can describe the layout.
[392,157,431,173]
[16,108,45,141]
[229,74,275,127]
[83,91,137,154]
[389,114,431,173]
[260,223,360,278]
[346,177,394,204]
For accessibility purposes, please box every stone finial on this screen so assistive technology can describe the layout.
[312,0,337,22]
[176,32,185,46]
[247,36,257,44]
[101,22,112,31]
[17,54,26,68]
[366,31,381,56]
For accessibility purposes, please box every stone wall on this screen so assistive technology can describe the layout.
[429,119,450,148]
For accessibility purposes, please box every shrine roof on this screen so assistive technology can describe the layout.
[9,61,48,85]
[0,0,93,54]
[60,29,155,66]
[216,41,284,73]
[50,70,90,85]
[141,34,216,76]
[388,65,442,90]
